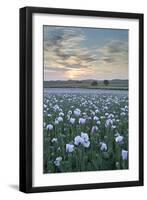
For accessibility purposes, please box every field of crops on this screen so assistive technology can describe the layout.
[43,89,128,173]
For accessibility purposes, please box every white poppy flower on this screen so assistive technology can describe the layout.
[69,117,75,124]
[79,118,86,125]
[100,142,107,151]
[46,124,53,130]
[83,140,90,148]
[91,111,95,116]
[91,125,98,133]
[53,104,60,111]
[44,104,47,108]
[54,156,62,166]
[74,135,84,146]
[96,120,101,125]
[74,108,81,117]
[95,109,100,113]
[68,110,72,115]
[121,112,126,116]
[43,122,46,128]
[125,105,128,109]
[67,114,70,120]
[59,108,63,112]
[121,108,125,112]
[93,116,99,121]
[57,116,63,122]
[82,112,87,117]
[108,113,114,118]
[66,144,74,153]
[51,138,58,143]
[105,119,113,128]
[121,149,128,160]
[55,119,59,125]
[81,132,89,142]
[115,135,124,143]
[59,112,64,117]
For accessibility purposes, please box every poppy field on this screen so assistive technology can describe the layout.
[43,89,128,173]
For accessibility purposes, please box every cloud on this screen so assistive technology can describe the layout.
[44,26,98,72]
[98,40,128,65]
[44,66,68,72]
[104,41,127,54]
[43,26,128,80]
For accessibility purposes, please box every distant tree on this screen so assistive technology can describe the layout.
[91,80,98,86]
[104,80,109,86]
[76,80,82,83]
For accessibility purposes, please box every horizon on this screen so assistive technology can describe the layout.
[44,78,128,82]
[44,26,128,81]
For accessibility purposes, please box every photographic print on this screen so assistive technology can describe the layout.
[43,26,129,173]
[20,7,143,193]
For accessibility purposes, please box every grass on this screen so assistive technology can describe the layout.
[44,80,128,90]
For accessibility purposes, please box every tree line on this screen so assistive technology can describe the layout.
[91,80,109,86]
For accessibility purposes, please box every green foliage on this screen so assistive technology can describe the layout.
[44,79,128,90]
[104,80,109,86]
[91,80,98,86]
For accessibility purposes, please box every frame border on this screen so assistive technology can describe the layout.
[19,6,144,193]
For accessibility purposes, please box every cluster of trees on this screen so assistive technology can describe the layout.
[91,80,109,86]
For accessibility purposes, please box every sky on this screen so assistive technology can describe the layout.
[43,26,128,81]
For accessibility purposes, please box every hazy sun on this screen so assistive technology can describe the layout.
[68,73,75,79]
[66,70,78,79]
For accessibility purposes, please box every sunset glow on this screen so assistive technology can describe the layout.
[43,26,128,81]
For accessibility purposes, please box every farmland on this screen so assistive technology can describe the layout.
[43,88,128,173]
[44,79,128,90]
